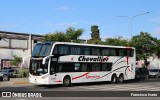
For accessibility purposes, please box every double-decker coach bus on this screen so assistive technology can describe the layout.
[29,42,136,86]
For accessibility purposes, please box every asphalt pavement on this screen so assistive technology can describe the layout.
[0,77,30,87]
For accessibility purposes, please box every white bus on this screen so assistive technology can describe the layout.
[29,42,136,86]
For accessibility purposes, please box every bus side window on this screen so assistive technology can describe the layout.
[102,48,110,56]
[75,63,80,71]
[71,46,81,55]
[130,49,134,57]
[81,64,87,72]
[92,47,100,55]
[83,47,90,55]
[126,49,134,57]
[119,49,125,56]
[101,63,112,71]
[52,45,58,55]
[58,64,62,72]
[110,49,116,56]
[91,64,101,71]
[59,45,69,55]
[81,64,91,72]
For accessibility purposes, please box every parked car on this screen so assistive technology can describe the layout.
[0,68,18,81]
[135,67,149,80]
[148,69,160,78]
[0,70,10,81]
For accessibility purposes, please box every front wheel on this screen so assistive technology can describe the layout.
[63,76,71,87]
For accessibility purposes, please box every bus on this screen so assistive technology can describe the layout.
[29,42,136,86]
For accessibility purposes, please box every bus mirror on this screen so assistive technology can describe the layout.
[42,55,54,65]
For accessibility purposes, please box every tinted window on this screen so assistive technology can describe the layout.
[91,63,101,71]
[70,46,81,55]
[53,45,69,55]
[59,45,69,54]
[32,44,52,57]
[126,49,134,57]
[74,63,81,71]
[81,64,88,72]
[81,63,91,72]
[101,63,112,71]
[102,48,110,56]
[110,49,116,56]
[119,49,125,56]
[83,47,90,55]
[92,47,100,55]
[58,63,74,72]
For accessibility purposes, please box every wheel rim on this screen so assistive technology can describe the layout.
[3,75,8,81]
[113,77,116,82]
[112,75,117,83]
[64,78,70,86]
[119,76,124,83]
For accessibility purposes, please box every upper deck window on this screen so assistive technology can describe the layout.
[32,43,52,57]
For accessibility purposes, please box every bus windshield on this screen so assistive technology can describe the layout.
[29,59,49,76]
[32,43,52,57]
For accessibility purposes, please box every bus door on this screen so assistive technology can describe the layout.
[49,58,58,82]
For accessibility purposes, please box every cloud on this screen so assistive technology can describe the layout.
[152,26,160,35]
[0,23,17,27]
[42,22,78,27]
[55,6,75,10]
[148,17,160,23]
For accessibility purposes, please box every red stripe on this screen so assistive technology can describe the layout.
[126,56,129,65]
[128,67,132,72]
[72,72,90,80]
[54,80,62,82]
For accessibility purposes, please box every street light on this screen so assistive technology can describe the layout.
[116,12,150,37]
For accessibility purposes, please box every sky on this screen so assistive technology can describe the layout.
[0,0,160,40]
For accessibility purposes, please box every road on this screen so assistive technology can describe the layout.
[0,78,160,100]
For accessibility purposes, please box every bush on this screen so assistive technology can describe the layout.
[22,68,29,77]
[15,68,29,78]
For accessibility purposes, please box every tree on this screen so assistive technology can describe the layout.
[130,32,158,63]
[44,27,84,42]
[91,25,101,40]
[88,25,102,44]
[104,36,129,46]
[44,32,70,42]
[156,39,160,58]
[66,27,84,41]
[11,55,22,67]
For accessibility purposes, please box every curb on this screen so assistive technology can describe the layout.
[13,82,31,84]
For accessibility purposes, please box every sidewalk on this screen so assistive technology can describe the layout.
[0,78,32,87]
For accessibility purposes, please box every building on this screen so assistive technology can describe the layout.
[148,55,160,69]
[0,31,44,69]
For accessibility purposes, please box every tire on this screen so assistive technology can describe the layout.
[63,76,71,87]
[111,74,117,84]
[3,75,9,81]
[118,74,124,83]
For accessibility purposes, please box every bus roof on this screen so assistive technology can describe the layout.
[38,42,135,49]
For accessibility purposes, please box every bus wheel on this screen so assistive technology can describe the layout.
[63,76,71,87]
[111,74,117,84]
[118,74,124,83]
